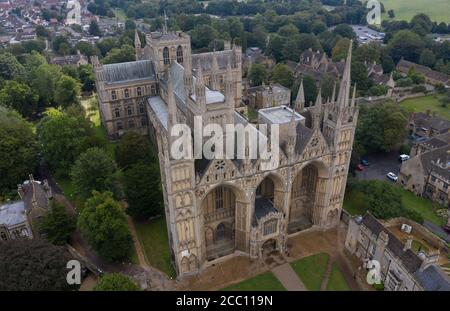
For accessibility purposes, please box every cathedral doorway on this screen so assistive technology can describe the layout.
[288,164,319,233]
[202,186,237,260]
[262,239,277,255]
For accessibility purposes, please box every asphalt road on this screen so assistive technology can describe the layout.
[355,151,402,182]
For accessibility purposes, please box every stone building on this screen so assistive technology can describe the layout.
[0,176,52,241]
[245,83,291,110]
[345,213,450,291]
[94,29,359,278]
[396,59,450,87]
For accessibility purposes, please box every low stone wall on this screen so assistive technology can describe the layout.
[382,217,446,250]
[397,93,427,103]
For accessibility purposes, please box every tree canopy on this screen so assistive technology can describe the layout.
[39,200,76,245]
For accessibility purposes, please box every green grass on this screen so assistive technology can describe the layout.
[381,0,450,23]
[221,271,286,291]
[400,95,450,121]
[134,216,176,278]
[290,253,329,291]
[247,106,258,121]
[326,264,351,291]
[112,8,127,21]
[344,186,444,226]
[401,239,430,253]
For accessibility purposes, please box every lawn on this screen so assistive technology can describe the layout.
[381,0,450,23]
[343,186,444,226]
[326,264,351,291]
[221,271,286,291]
[401,238,430,253]
[290,253,329,291]
[400,95,450,121]
[134,216,176,278]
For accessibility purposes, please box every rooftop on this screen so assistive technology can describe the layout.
[258,105,304,125]
[103,60,155,84]
[0,201,27,227]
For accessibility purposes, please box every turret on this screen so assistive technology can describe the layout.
[134,29,142,60]
[225,57,234,106]
[294,79,305,112]
[287,109,297,157]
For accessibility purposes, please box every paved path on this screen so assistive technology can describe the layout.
[271,263,306,291]
[127,216,149,268]
[320,259,334,291]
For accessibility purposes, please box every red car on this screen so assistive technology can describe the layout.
[356,164,364,171]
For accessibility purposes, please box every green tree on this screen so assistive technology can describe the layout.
[102,45,135,64]
[78,191,133,261]
[78,65,96,93]
[248,63,267,86]
[124,163,163,220]
[410,13,433,36]
[0,107,38,196]
[419,49,436,68]
[0,52,25,80]
[0,81,39,117]
[302,75,318,105]
[332,24,356,40]
[37,113,90,176]
[190,24,219,50]
[332,38,351,61]
[116,132,154,169]
[89,21,101,37]
[55,75,81,108]
[388,30,425,62]
[0,239,79,290]
[94,273,140,291]
[351,61,371,91]
[32,63,62,107]
[71,147,118,200]
[271,64,293,88]
[39,200,76,245]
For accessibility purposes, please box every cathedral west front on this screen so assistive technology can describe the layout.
[93,28,359,278]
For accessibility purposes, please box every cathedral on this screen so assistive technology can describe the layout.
[93,28,359,278]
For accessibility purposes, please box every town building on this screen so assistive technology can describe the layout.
[0,176,52,242]
[396,59,450,87]
[345,213,450,291]
[244,83,291,110]
[93,29,359,278]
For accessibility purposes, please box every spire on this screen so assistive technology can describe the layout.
[336,40,353,107]
[287,108,297,157]
[331,81,337,103]
[163,10,168,34]
[134,29,142,60]
[194,62,206,109]
[350,83,357,107]
[314,88,322,107]
[294,79,305,112]
[210,51,219,90]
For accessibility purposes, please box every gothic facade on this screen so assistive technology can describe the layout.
[93,30,359,278]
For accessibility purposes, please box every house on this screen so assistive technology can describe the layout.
[396,59,450,87]
[244,83,291,110]
[50,51,89,67]
[345,213,450,291]
[0,176,52,242]
[409,111,450,139]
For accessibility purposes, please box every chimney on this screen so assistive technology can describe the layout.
[403,235,413,251]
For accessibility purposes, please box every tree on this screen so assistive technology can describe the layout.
[102,45,135,64]
[0,52,25,80]
[37,113,90,176]
[271,64,293,88]
[419,49,436,68]
[94,273,140,291]
[78,64,96,93]
[332,38,351,61]
[354,43,381,64]
[351,61,371,92]
[124,163,163,220]
[248,63,267,86]
[0,107,38,197]
[71,147,118,200]
[78,191,133,261]
[55,75,81,108]
[0,81,39,117]
[0,239,78,290]
[388,30,425,63]
[89,21,101,37]
[190,24,219,50]
[301,75,317,105]
[39,200,76,245]
[332,24,356,40]
[410,13,433,36]
[116,132,154,169]
[355,103,409,153]
[32,63,62,107]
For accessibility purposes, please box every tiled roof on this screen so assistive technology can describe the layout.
[414,265,450,291]
[103,60,155,84]
[0,201,27,227]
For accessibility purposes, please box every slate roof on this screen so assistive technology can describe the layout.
[0,201,27,227]
[21,180,50,212]
[103,60,155,84]
[361,213,423,274]
[397,59,450,84]
[413,112,450,133]
[414,265,450,291]
[192,49,237,71]
[419,145,450,180]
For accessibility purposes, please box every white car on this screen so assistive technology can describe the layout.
[387,172,398,182]
[399,154,410,162]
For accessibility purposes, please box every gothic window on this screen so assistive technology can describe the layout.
[215,187,223,210]
[311,137,319,147]
[263,219,278,236]
[216,223,225,241]
[215,160,225,171]
[141,117,147,127]
[163,47,170,65]
[117,121,123,130]
[151,84,156,95]
[139,104,144,114]
[176,45,183,64]
[0,231,7,240]
[111,90,117,100]
[137,87,142,97]
[114,108,120,118]
[127,106,133,116]
[128,119,135,128]
[124,88,130,98]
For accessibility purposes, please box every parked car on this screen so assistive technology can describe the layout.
[356,164,364,171]
[361,159,369,166]
[386,172,398,181]
[399,154,410,162]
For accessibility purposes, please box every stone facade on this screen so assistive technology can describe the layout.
[244,83,291,110]
[94,30,359,278]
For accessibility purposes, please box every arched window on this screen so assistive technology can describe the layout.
[127,106,133,115]
[141,117,146,127]
[114,108,120,118]
[111,90,117,100]
[163,47,170,65]
[215,187,224,210]
[216,223,225,241]
[150,84,156,95]
[176,45,183,64]
[137,87,142,97]
[128,119,135,128]
[124,88,130,98]
[139,104,144,114]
